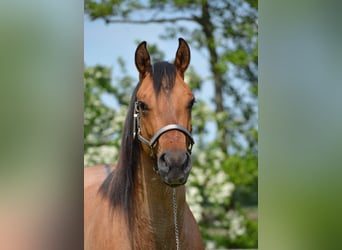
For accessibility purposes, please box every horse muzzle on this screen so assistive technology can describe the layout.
[157,149,192,187]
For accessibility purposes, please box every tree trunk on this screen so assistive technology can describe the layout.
[198,1,228,153]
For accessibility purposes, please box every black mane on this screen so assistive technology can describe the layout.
[99,83,140,224]
[99,61,177,226]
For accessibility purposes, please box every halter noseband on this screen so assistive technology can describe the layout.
[133,101,194,154]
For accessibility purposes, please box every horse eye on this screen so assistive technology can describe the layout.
[187,98,196,109]
[138,101,149,112]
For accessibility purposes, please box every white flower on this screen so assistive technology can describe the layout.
[197,151,207,166]
[84,146,118,166]
[191,166,206,184]
[206,240,217,250]
[227,210,246,240]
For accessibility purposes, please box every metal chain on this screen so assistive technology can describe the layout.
[172,188,180,250]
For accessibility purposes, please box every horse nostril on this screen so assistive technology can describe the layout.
[158,153,172,170]
[183,152,190,167]
[159,153,167,164]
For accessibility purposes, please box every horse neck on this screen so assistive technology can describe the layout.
[132,151,186,248]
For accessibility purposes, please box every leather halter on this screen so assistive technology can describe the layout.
[133,101,194,154]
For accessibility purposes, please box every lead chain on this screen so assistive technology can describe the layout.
[173,188,180,250]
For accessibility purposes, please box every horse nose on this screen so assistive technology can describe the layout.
[159,151,190,170]
[157,150,192,186]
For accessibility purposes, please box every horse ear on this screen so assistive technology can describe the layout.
[174,38,190,78]
[135,41,151,80]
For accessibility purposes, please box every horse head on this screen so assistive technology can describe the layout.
[134,38,195,187]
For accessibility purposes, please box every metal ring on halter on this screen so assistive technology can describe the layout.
[133,101,194,153]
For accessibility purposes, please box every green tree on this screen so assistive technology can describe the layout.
[84,0,258,248]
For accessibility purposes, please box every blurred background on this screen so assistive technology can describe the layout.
[2,0,342,249]
[84,0,258,249]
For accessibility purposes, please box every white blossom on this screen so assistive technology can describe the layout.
[227,210,246,240]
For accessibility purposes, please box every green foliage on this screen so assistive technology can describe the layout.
[84,64,135,165]
[84,0,258,248]
[84,65,116,151]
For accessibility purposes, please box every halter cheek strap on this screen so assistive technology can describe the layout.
[133,101,194,154]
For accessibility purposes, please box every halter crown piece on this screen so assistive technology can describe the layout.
[133,101,194,154]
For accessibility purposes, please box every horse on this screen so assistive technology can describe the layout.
[84,38,204,250]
